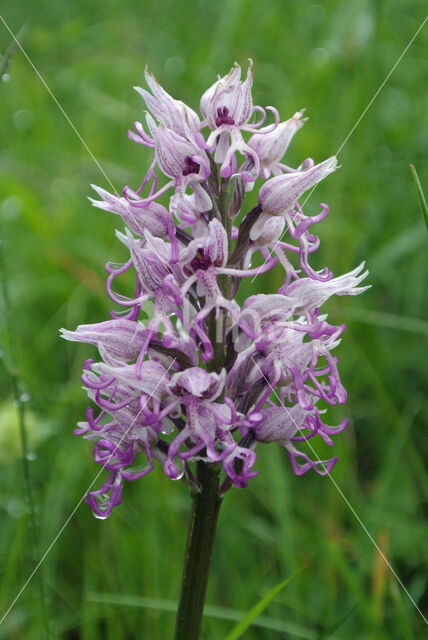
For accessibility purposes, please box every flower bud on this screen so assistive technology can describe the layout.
[258,156,338,215]
[200,61,253,130]
[248,110,306,178]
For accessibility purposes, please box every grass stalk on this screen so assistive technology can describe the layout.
[0,222,51,639]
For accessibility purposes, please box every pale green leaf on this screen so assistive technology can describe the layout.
[410,164,428,231]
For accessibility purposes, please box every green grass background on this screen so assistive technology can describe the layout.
[0,0,427,638]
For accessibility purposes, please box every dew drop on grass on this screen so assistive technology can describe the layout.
[164,56,185,77]
[2,196,22,220]
[14,109,34,131]
[7,498,25,518]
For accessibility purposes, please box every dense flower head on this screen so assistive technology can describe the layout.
[61,61,369,518]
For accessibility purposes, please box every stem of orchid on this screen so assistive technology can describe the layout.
[219,175,230,219]
[208,175,231,373]
[173,462,222,640]
[219,176,232,299]
[208,307,225,373]
[174,177,232,639]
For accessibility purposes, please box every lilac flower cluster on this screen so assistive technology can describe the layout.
[61,62,368,518]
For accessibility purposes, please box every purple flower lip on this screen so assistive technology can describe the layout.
[186,249,212,274]
[200,62,252,129]
[214,106,235,127]
[182,155,201,176]
[62,60,369,517]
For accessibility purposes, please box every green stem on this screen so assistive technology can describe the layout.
[174,463,222,640]
[207,307,224,373]
[218,177,231,299]
[0,220,50,639]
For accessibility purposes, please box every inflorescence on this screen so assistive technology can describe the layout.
[61,61,369,518]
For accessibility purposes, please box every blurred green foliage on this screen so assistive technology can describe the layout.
[0,0,427,638]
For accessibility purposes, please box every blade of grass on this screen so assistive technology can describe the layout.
[0,216,50,639]
[317,601,360,639]
[389,580,415,640]
[86,589,318,639]
[348,334,428,495]
[410,165,428,230]
[0,22,27,77]
[371,528,389,626]
[343,308,428,337]
[0,518,26,604]
[225,568,303,640]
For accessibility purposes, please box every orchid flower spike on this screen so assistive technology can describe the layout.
[61,61,368,518]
